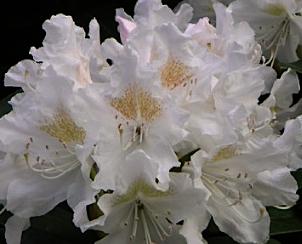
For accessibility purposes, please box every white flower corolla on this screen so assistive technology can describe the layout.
[0,67,99,243]
[273,117,302,170]
[213,3,263,67]
[115,8,274,155]
[93,173,209,244]
[30,14,107,88]
[229,0,302,63]
[184,3,262,71]
[111,1,269,118]
[4,60,43,93]
[175,0,234,24]
[116,0,193,43]
[212,66,275,112]
[107,16,217,114]
[185,61,276,155]
[130,22,208,103]
[262,69,301,131]
[187,128,302,244]
[263,69,299,111]
[90,47,188,192]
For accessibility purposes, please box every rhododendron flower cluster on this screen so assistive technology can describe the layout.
[1,0,302,243]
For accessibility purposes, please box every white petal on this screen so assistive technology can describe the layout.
[208,196,270,244]
[264,69,299,110]
[5,215,29,244]
[6,162,78,218]
[253,167,299,206]
[66,171,98,232]
[4,60,42,92]
[116,9,137,43]
[180,207,210,244]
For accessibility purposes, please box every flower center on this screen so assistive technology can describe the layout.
[211,146,237,162]
[24,109,85,179]
[114,181,171,206]
[265,4,286,16]
[111,85,162,149]
[258,17,290,66]
[115,181,173,243]
[160,58,193,90]
[111,85,161,123]
[40,108,86,145]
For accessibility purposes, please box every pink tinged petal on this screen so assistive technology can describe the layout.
[116,16,137,43]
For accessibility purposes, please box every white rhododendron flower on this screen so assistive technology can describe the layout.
[0,67,100,243]
[1,0,302,243]
[94,173,209,244]
[229,0,302,63]
[30,14,107,88]
[91,46,188,191]
[116,0,193,43]
[262,69,301,131]
[176,0,234,23]
[188,131,300,243]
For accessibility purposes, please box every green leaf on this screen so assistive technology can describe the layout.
[269,205,302,235]
[207,236,281,244]
[279,60,302,73]
[267,239,282,244]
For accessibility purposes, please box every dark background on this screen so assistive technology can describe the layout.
[0,0,181,100]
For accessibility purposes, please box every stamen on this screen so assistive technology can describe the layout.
[139,125,143,144]
[25,153,80,179]
[40,108,86,145]
[258,18,290,66]
[147,211,164,241]
[274,204,294,210]
[144,203,170,239]
[0,206,6,215]
[265,4,286,16]
[202,167,252,207]
[118,123,124,147]
[130,202,139,240]
[111,85,161,123]
[114,181,171,206]
[161,58,193,90]
[141,209,152,244]
[122,204,134,228]
[211,146,237,162]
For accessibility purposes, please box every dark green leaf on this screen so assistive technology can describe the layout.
[207,236,281,244]
[269,205,302,235]
[267,239,282,244]
[279,60,302,73]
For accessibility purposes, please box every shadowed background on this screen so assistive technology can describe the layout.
[0,0,181,99]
